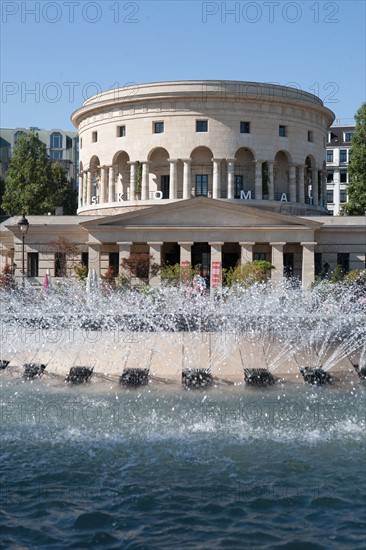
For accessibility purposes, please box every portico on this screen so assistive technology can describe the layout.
[80,197,322,289]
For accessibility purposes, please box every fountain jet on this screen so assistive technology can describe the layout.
[65,366,94,384]
[119,368,150,387]
[182,368,212,389]
[22,363,46,380]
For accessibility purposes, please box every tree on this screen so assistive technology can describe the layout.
[49,237,79,277]
[1,131,75,215]
[0,177,6,215]
[120,253,160,281]
[342,103,366,215]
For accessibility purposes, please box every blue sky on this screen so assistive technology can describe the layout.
[1,0,365,130]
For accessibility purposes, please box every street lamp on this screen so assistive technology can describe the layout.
[17,214,29,288]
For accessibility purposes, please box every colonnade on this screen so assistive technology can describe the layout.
[87,240,317,290]
[78,159,328,209]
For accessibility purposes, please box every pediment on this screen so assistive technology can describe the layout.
[80,198,322,230]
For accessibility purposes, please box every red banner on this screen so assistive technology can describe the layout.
[211,261,221,288]
[180,261,190,284]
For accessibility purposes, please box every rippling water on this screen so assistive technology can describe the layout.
[1,378,365,549]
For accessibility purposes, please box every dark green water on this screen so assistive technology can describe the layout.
[1,380,365,549]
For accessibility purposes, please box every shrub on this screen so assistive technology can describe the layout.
[224,260,274,287]
[74,264,88,281]
[120,253,160,281]
[0,264,15,291]
[160,263,201,286]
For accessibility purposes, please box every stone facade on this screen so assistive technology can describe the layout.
[1,82,364,290]
[71,80,334,215]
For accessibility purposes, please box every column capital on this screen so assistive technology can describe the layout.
[239,242,256,247]
[211,158,223,163]
[87,242,100,250]
[178,241,194,246]
[253,159,265,164]
[209,242,224,247]
[147,241,164,247]
[127,160,137,166]
[300,241,317,248]
[181,158,192,163]
[168,158,178,164]
[297,164,307,169]
[116,241,133,246]
[270,242,286,247]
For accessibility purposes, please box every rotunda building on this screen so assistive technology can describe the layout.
[4,81,365,292]
[71,80,335,216]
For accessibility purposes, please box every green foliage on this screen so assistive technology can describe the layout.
[223,260,274,287]
[331,264,344,283]
[74,264,88,281]
[135,161,142,196]
[0,177,6,215]
[160,262,201,286]
[342,103,366,215]
[1,131,74,215]
[115,272,131,289]
[343,269,366,285]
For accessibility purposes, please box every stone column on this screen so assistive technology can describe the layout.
[100,166,108,204]
[212,158,221,199]
[182,159,191,199]
[178,241,193,264]
[88,243,101,277]
[117,242,132,276]
[128,161,136,201]
[268,161,274,201]
[312,168,319,206]
[148,242,163,286]
[86,170,92,206]
[178,241,193,285]
[297,165,305,204]
[168,159,178,199]
[227,159,235,199]
[209,242,223,291]
[141,161,149,201]
[289,164,297,203]
[108,165,115,203]
[254,160,263,200]
[239,242,255,265]
[333,169,340,215]
[78,172,84,208]
[270,242,286,283]
[301,242,317,289]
